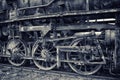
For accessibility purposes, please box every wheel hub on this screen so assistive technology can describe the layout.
[41,49,50,59]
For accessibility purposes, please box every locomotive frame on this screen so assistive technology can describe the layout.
[0,0,120,76]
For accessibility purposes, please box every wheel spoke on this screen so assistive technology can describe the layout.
[12,42,20,50]
[84,65,87,72]
[18,44,23,49]
[20,52,25,56]
[38,45,43,51]
[37,48,42,52]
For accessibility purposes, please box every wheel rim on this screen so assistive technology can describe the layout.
[67,38,102,75]
[32,40,56,70]
[6,39,27,66]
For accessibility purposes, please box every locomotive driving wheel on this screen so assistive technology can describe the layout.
[67,38,102,75]
[6,39,27,66]
[32,40,57,70]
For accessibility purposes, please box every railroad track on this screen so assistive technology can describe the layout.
[0,63,119,80]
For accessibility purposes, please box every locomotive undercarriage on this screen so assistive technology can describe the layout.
[0,17,119,75]
[0,0,120,76]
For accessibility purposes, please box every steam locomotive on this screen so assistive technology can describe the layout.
[0,0,120,75]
